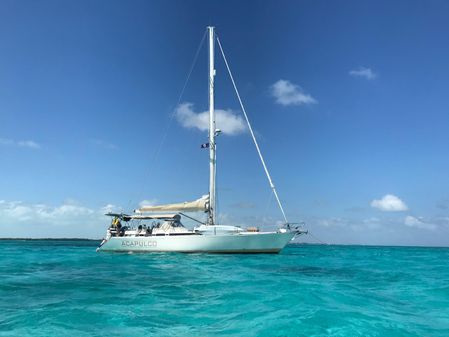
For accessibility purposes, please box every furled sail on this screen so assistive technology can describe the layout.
[135,195,209,213]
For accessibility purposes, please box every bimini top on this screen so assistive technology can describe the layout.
[105,212,180,221]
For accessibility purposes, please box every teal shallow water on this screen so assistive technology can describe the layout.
[0,241,448,337]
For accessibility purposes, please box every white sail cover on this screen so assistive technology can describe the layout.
[135,195,209,213]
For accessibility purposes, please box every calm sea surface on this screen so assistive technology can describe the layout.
[0,240,448,337]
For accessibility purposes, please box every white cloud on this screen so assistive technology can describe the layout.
[270,79,317,106]
[91,139,118,150]
[371,194,408,212]
[0,138,41,149]
[349,67,377,80]
[175,103,246,136]
[101,204,122,214]
[0,200,94,224]
[139,199,158,208]
[404,216,436,230]
[315,217,347,228]
[362,217,382,229]
[0,200,123,238]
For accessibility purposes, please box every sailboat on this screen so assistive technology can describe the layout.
[97,27,306,253]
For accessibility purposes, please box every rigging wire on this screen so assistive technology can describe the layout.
[179,212,206,225]
[128,29,208,210]
[307,231,328,245]
[216,35,289,224]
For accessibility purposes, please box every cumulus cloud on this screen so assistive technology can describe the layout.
[270,79,317,106]
[101,204,122,214]
[404,216,436,230]
[349,67,377,80]
[0,200,122,238]
[314,217,348,228]
[362,217,382,229]
[0,200,94,224]
[139,199,158,208]
[371,194,408,212]
[300,214,449,246]
[0,138,41,149]
[175,102,246,136]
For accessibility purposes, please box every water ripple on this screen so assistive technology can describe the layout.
[0,240,448,336]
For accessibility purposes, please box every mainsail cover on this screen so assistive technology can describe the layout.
[135,195,209,213]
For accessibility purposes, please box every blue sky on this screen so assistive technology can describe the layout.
[1,0,449,245]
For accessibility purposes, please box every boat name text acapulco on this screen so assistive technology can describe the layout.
[121,240,157,247]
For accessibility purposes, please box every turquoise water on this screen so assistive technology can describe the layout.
[0,241,448,336]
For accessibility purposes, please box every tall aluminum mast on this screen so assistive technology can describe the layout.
[208,26,217,225]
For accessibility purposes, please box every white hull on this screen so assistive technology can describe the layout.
[97,231,295,254]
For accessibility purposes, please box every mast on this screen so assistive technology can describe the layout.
[208,26,216,226]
